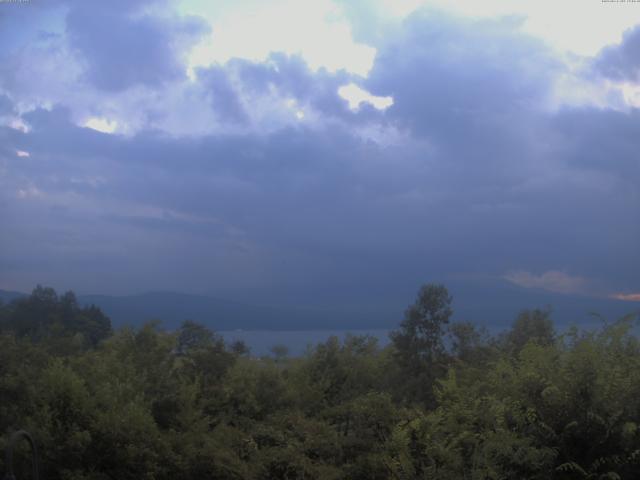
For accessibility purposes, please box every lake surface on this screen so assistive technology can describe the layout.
[218,329,391,356]
[219,316,633,357]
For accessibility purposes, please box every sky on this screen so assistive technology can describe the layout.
[0,0,639,314]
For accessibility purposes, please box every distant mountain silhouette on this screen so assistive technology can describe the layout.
[0,282,636,332]
[0,289,385,330]
[78,291,351,330]
[0,289,26,304]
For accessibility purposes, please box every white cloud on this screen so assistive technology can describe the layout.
[503,270,590,295]
[404,0,640,57]
[84,117,118,134]
[338,83,393,111]
[8,118,31,133]
[17,185,43,199]
[181,0,376,77]
[177,0,640,117]
[610,293,640,302]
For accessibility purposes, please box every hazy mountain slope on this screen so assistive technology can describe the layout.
[78,292,355,330]
[1,283,636,332]
[0,289,26,304]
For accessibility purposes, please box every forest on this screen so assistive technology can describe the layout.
[1,284,640,480]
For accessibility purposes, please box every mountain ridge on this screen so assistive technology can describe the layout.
[1,284,637,332]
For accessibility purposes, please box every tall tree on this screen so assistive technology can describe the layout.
[390,283,453,407]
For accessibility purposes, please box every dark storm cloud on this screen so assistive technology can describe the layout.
[196,67,249,124]
[1,6,638,306]
[223,53,379,122]
[358,12,555,201]
[366,12,556,137]
[358,10,639,289]
[552,107,640,180]
[65,1,208,91]
[6,105,362,217]
[236,54,350,112]
[547,106,640,286]
[188,52,381,129]
[595,25,640,82]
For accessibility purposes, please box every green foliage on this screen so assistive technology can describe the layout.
[0,286,111,349]
[1,285,639,479]
[390,283,454,406]
[502,307,556,354]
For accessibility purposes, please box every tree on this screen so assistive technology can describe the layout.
[230,339,250,356]
[390,283,453,406]
[75,304,112,346]
[176,320,214,355]
[0,286,111,347]
[449,321,492,365]
[270,344,290,363]
[503,307,555,354]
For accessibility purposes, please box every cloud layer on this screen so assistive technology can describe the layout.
[0,2,638,315]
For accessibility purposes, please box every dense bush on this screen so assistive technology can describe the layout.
[1,285,639,479]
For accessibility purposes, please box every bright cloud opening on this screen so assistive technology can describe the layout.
[389,0,639,57]
[182,0,376,77]
[84,117,118,134]
[338,83,393,111]
[9,118,31,133]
